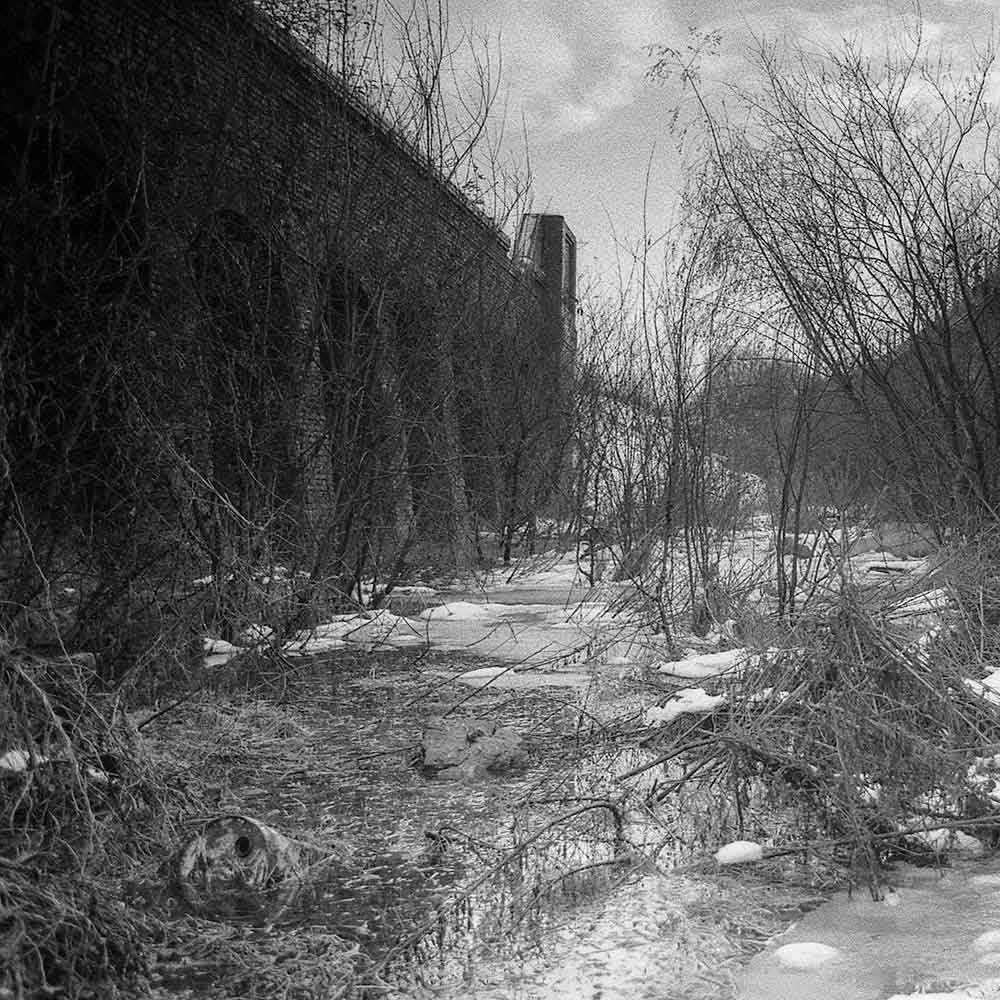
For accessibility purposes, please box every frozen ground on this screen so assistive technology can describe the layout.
[207,529,938,667]
[740,861,1000,1000]
[206,549,657,672]
[191,529,1000,999]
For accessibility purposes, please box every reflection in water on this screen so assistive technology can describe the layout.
[151,649,797,998]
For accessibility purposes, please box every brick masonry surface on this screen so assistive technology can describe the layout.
[4,0,577,546]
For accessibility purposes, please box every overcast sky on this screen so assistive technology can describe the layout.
[444,0,999,290]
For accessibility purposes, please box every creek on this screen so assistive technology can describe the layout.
[154,585,785,998]
[218,646,666,996]
[153,587,1000,999]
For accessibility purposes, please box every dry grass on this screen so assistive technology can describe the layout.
[146,915,363,1000]
[0,643,184,998]
[642,564,1000,895]
[0,644,367,1000]
[0,865,151,998]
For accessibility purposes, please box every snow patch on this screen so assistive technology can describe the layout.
[645,688,726,727]
[419,601,497,621]
[773,942,842,970]
[240,623,274,644]
[906,826,983,855]
[713,840,764,865]
[747,687,790,705]
[456,666,513,681]
[386,633,425,645]
[0,748,108,784]
[965,679,1000,707]
[886,587,950,620]
[973,930,1000,954]
[0,749,40,772]
[655,647,756,679]
[857,778,882,805]
[202,636,244,667]
[203,637,242,654]
[967,756,1000,803]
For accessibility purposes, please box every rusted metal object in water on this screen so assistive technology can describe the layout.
[175,814,328,924]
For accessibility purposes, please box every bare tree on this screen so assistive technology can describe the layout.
[651,30,1000,530]
[565,214,762,638]
[0,0,539,675]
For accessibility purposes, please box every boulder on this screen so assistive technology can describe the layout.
[876,521,937,558]
[848,522,937,558]
[775,540,813,560]
[421,719,527,779]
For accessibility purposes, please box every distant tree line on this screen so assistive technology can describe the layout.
[648,30,1000,532]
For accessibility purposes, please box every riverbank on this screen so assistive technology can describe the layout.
[133,646,836,999]
[6,531,1000,999]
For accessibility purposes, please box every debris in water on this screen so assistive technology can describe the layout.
[174,814,329,924]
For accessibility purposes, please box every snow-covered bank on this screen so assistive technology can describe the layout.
[203,594,649,672]
[741,862,1000,1000]
[199,521,960,687]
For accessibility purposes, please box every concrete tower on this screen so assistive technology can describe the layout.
[514,213,577,373]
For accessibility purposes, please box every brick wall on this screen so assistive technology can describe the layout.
[3,0,576,579]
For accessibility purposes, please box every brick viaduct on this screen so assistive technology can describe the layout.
[3,0,577,591]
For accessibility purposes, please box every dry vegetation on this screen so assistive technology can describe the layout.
[635,547,1000,899]
[1,648,179,998]
[0,647,402,999]
[8,2,1000,998]
[7,540,1000,997]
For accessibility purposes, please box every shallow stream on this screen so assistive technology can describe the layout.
[152,640,687,996]
[150,590,1000,999]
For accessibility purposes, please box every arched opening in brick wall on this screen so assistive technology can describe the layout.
[391,301,475,562]
[317,270,381,388]
[392,303,447,536]
[191,210,298,516]
[314,267,399,575]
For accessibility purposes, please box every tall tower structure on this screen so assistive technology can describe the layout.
[514,213,577,374]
